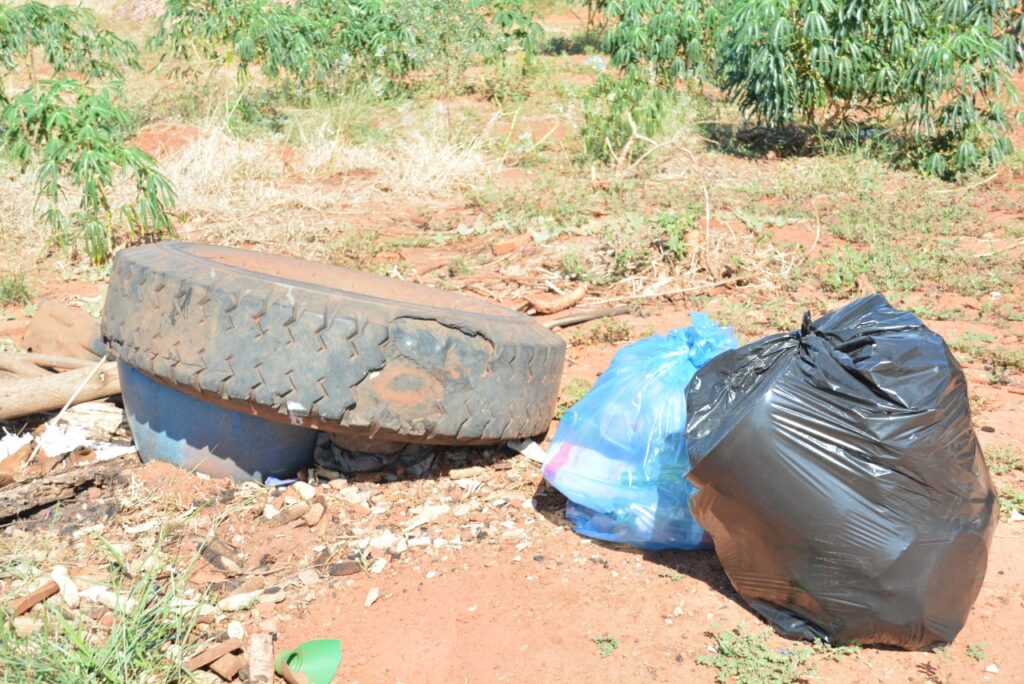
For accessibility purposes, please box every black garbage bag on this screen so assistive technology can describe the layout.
[685,295,997,650]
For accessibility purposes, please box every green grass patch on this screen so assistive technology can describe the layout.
[592,634,620,658]
[949,332,1024,374]
[0,272,31,306]
[555,377,592,419]
[697,627,860,684]
[986,444,1023,476]
[966,640,987,662]
[570,317,632,346]
[999,487,1024,519]
[0,553,206,682]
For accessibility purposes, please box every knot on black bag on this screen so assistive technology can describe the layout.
[799,310,813,337]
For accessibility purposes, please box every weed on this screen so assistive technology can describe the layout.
[554,378,592,419]
[654,210,694,262]
[999,487,1024,519]
[447,257,470,277]
[986,445,1023,476]
[571,317,632,346]
[0,4,173,263]
[611,246,650,279]
[949,332,1024,374]
[966,641,987,662]
[697,627,860,684]
[0,548,204,681]
[561,252,591,282]
[592,634,620,658]
[329,230,384,269]
[0,273,31,306]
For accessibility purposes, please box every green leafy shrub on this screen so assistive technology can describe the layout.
[0,272,31,306]
[3,81,176,263]
[0,3,175,263]
[582,72,670,162]
[153,0,543,95]
[580,0,717,162]
[0,2,138,99]
[153,0,418,91]
[585,0,1024,178]
[716,0,1024,178]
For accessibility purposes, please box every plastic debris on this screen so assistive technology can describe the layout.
[686,295,997,649]
[275,638,342,684]
[543,314,737,550]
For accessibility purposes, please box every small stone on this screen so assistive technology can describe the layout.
[369,530,398,551]
[258,617,279,634]
[433,539,446,548]
[468,605,477,612]
[673,607,684,617]
[1009,510,1024,523]
[328,479,348,490]
[491,232,533,256]
[217,590,262,612]
[257,603,276,618]
[14,616,41,636]
[408,537,432,548]
[364,588,380,608]
[263,504,280,520]
[425,571,437,579]
[403,504,451,532]
[328,562,362,577]
[98,612,114,628]
[227,620,245,640]
[449,466,485,479]
[985,664,999,674]
[370,558,388,574]
[292,481,316,501]
[259,586,286,604]
[453,504,473,517]
[469,511,489,523]
[298,569,320,586]
[51,565,79,609]
[303,502,325,527]
[393,538,408,555]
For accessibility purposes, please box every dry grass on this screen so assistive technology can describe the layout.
[159,120,495,256]
[0,162,46,260]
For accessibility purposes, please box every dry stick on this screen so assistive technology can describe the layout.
[25,354,109,465]
[588,277,744,306]
[0,352,94,373]
[930,171,1000,194]
[540,305,634,330]
[971,237,1024,259]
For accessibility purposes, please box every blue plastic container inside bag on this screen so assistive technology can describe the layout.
[542,314,737,550]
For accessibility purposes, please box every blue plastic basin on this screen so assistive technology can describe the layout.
[119,361,317,481]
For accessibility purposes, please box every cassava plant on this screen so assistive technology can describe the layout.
[152,0,544,96]
[152,0,420,92]
[586,0,1024,179]
[716,0,1024,178]
[3,80,176,263]
[580,0,719,162]
[0,2,176,262]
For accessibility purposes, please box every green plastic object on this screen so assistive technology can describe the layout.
[274,639,342,684]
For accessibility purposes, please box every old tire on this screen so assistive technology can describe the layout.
[101,242,566,445]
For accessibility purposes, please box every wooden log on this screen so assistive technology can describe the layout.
[0,362,120,421]
[208,653,245,681]
[0,352,96,374]
[247,634,274,684]
[184,639,243,672]
[12,580,60,616]
[0,453,139,520]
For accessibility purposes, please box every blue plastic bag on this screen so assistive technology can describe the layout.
[542,314,737,550]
